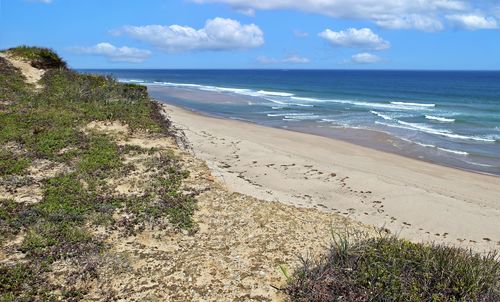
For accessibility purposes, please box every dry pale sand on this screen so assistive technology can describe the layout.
[162,103,500,253]
[0,52,45,89]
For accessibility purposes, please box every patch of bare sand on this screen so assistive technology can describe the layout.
[0,52,45,89]
[0,157,72,204]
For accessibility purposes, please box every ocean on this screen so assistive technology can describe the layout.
[82,69,500,175]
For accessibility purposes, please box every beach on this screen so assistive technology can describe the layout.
[162,103,500,252]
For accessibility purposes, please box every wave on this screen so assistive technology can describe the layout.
[437,147,468,156]
[425,115,455,123]
[370,111,393,120]
[391,101,435,108]
[257,90,295,97]
[292,97,434,111]
[397,136,468,156]
[397,121,495,142]
[267,113,313,117]
[149,82,436,113]
[121,79,145,83]
[465,161,494,167]
[377,121,496,143]
[397,137,436,148]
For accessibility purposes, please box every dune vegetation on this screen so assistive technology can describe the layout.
[0,46,196,300]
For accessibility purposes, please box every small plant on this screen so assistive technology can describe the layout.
[7,46,67,69]
[0,149,30,176]
[285,233,500,301]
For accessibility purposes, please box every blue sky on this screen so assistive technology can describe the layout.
[1,0,500,69]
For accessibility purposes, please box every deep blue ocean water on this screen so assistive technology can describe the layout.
[82,69,500,175]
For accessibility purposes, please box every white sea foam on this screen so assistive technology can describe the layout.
[370,111,393,120]
[257,90,295,97]
[437,147,468,156]
[397,136,469,156]
[120,79,146,83]
[375,121,416,131]
[398,137,436,148]
[294,103,314,107]
[465,161,494,167]
[397,121,495,142]
[267,113,312,117]
[291,96,322,102]
[425,115,455,123]
[376,120,495,143]
[391,101,435,108]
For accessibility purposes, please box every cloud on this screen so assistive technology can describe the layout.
[319,28,390,50]
[375,14,444,31]
[72,43,151,63]
[283,54,310,63]
[257,54,310,64]
[114,18,264,52]
[29,0,52,3]
[446,14,498,30]
[192,0,495,31]
[350,52,382,64]
[293,30,309,38]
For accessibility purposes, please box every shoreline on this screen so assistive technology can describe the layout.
[160,101,500,252]
[156,97,498,178]
[146,85,500,176]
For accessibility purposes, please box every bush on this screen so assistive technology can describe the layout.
[7,46,67,69]
[285,234,500,302]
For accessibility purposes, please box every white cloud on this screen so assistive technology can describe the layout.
[192,0,494,31]
[114,18,264,52]
[293,30,309,38]
[72,43,151,63]
[446,14,498,30]
[257,54,310,64]
[375,14,444,31]
[29,0,52,3]
[319,28,390,50]
[350,52,382,64]
[283,54,310,63]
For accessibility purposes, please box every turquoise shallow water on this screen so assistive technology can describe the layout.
[82,69,500,175]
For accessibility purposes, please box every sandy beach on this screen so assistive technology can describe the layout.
[162,103,500,252]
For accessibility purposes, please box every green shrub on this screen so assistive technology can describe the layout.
[285,235,500,301]
[78,135,121,176]
[0,149,30,176]
[7,46,67,69]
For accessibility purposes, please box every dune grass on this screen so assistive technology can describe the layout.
[0,47,196,300]
[285,231,500,302]
[6,45,67,69]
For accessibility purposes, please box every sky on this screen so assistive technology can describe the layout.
[1,0,500,70]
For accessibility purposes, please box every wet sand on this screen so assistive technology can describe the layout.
[162,103,500,252]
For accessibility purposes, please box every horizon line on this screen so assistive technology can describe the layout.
[75,68,500,72]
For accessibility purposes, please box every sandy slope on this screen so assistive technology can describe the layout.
[162,103,500,253]
[0,52,45,89]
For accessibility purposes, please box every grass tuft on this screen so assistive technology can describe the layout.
[285,233,500,302]
[6,46,67,69]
